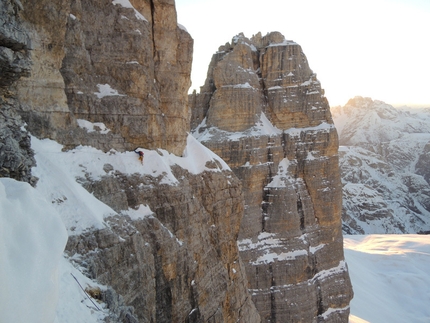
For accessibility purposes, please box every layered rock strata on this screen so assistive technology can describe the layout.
[14,0,192,155]
[1,0,261,321]
[191,32,353,322]
[66,155,260,322]
[2,0,353,321]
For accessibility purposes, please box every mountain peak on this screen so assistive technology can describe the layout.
[332,97,430,234]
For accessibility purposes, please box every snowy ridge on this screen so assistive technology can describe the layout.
[77,119,111,134]
[238,232,309,265]
[94,83,126,99]
[284,121,334,137]
[193,112,282,142]
[221,82,256,90]
[238,232,330,266]
[319,306,350,320]
[267,39,298,47]
[31,134,229,235]
[332,97,430,148]
[312,260,347,282]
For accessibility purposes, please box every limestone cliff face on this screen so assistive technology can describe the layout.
[2,0,352,321]
[191,32,353,322]
[67,159,260,322]
[1,1,261,322]
[14,0,192,155]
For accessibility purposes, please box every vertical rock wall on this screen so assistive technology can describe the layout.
[2,0,353,321]
[0,0,35,184]
[14,0,192,155]
[1,1,261,322]
[191,32,353,322]
[67,164,260,322]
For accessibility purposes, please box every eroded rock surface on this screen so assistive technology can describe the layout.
[14,0,192,155]
[66,163,260,322]
[2,0,353,321]
[1,1,262,321]
[191,32,353,322]
[0,0,35,184]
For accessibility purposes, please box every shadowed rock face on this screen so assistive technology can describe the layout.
[191,32,353,322]
[0,0,35,184]
[68,166,260,322]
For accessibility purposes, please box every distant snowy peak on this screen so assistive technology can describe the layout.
[331,96,430,148]
[333,97,430,234]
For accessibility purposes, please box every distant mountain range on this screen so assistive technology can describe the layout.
[331,96,430,234]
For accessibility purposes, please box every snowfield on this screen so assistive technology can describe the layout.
[0,178,67,323]
[345,234,430,323]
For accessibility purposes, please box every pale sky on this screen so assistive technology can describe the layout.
[176,0,430,107]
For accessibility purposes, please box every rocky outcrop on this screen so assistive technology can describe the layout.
[0,0,35,184]
[0,102,36,184]
[191,32,353,322]
[66,161,260,322]
[0,0,31,89]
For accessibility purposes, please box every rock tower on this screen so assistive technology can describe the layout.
[191,32,353,322]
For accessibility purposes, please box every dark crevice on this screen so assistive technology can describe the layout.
[262,186,269,232]
[297,193,305,231]
[261,136,276,231]
[269,264,277,322]
[187,275,201,323]
[316,284,324,316]
[149,0,157,62]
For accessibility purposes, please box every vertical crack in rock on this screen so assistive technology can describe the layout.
[269,264,277,323]
[149,0,157,74]
[261,186,269,232]
[297,193,305,231]
[316,284,324,316]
